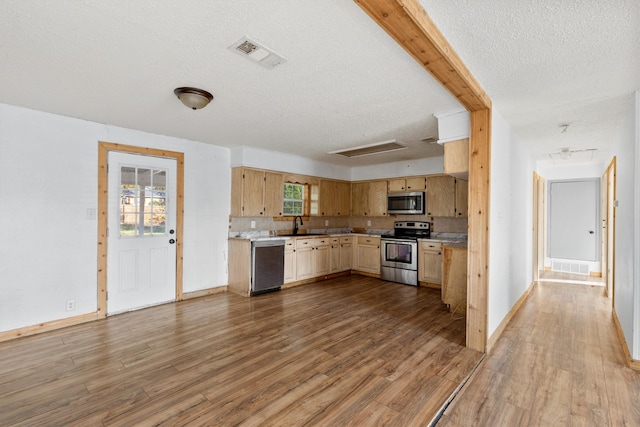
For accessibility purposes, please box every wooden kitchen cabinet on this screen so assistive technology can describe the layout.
[230,167,284,217]
[329,237,341,273]
[295,238,315,280]
[368,181,387,216]
[455,178,468,218]
[442,246,468,315]
[426,175,456,217]
[314,237,331,276]
[388,178,406,193]
[319,180,350,216]
[351,180,387,217]
[284,239,296,283]
[355,236,380,274]
[444,138,469,179]
[388,176,426,193]
[351,182,369,216]
[339,236,353,272]
[419,241,442,287]
[264,171,285,217]
[227,238,252,296]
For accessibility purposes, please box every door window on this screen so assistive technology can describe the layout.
[119,166,168,237]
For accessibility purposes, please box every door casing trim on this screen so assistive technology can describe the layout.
[97,141,185,318]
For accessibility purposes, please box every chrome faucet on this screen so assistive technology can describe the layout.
[293,216,303,235]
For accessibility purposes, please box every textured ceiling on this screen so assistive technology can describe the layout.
[1,0,638,168]
[419,0,640,165]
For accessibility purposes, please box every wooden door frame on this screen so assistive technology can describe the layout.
[532,172,545,281]
[354,0,491,351]
[97,142,185,318]
[603,157,616,302]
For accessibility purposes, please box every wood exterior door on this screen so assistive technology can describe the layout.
[107,152,177,314]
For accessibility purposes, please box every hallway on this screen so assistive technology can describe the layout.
[438,281,640,425]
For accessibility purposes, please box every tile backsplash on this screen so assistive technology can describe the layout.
[229,215,467,236]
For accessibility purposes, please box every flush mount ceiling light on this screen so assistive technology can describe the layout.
[330,140,406,158]
[173,87,213,110]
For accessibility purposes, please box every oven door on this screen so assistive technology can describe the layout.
[380,238,417,270]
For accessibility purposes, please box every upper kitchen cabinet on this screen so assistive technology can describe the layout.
[369,181,387,216]
[387,176,426,193]
[230,167,284,217]
[351,180,387,217]
[426,175,455,217]
[319,179,351,216]
[455,178,468,218]
[351,181,369,216]
[435,109,470,180]
[444,138,469,179]
[426,175,468,218]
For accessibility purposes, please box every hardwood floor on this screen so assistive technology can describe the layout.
[437,281,640,426]
[0,275,482,426]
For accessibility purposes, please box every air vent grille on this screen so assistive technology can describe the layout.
[236,40,258,55]
[330,140,407,158]
[228,37,286,69]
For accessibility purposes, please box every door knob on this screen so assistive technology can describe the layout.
[169,239,176,244]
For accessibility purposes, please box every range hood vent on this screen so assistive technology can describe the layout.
[228,36,286,69]
[330,140,407,158]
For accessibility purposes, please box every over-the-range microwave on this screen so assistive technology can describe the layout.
[387,192,425,215]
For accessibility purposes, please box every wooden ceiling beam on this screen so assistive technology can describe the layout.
[355,0,491,353]
[354,0,491,112]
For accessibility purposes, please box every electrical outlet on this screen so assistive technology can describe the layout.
[250,221,256,229]
[367,220,371,227]
[66,299,76,312]
[324,220,329,226]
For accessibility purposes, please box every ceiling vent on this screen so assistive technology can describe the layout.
[330,140,407,158]
[228,37,286,69]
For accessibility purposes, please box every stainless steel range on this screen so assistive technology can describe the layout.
[381,221,430,286]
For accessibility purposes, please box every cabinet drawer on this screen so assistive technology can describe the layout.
[357,236,380,245]
[329,237,340,245]
[314,237,330,247]
[284,240,295,250]
[420,241,442,251]
[295,238,314,249]
[340,236,353,244]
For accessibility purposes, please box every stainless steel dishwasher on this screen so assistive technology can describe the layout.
[251,239,285,295]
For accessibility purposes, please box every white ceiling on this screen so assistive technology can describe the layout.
[1,1,638,168]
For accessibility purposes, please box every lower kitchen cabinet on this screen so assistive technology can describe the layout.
[419,241,442,286]
[294,238,315,280]
[442,246,468,315]
[330,236,353,273]
[355,236,380,274]
[339,236,353,272]
[284,239,296,283]
[314,237,331,276]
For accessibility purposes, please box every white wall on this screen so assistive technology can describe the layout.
[0,104,230,333]
[230,145,445,182]
[611,91,640,358]
[537,162,604,180]
[231,146,351,181]
[351,156,444,181]
[487,108,536,337]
